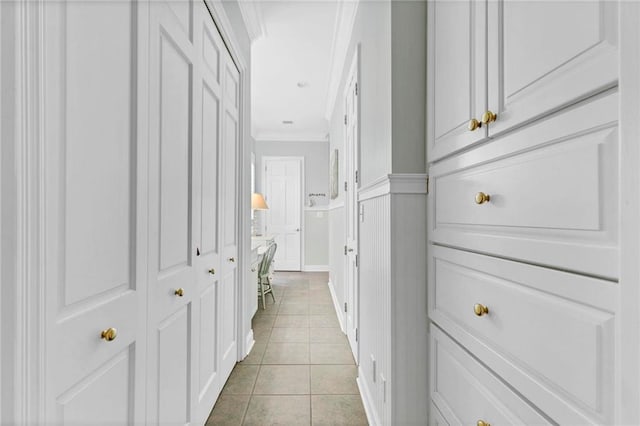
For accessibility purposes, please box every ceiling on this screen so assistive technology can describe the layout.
[250,1,339,142]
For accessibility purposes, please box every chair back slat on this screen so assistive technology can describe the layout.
[258,243,277,277]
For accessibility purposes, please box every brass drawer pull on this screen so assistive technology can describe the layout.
[475,192,491,204]
[477,420,491,426]
[481,110,497,124]
[208,268,216,275]
[468,118,481,131]
[175,288,185,297]
[474,303,489,317]
[101,327,117,342]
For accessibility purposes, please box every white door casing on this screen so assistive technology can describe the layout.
[42,0,148,423]
[263,157,303,271]
[344,50,360,362]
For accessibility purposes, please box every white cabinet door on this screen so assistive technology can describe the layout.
[42,0,147,422]
[193,2,225,422]
[428,0,487,161]
[219,49,241,382]
[147,1,197,424]
[487,0,618,136]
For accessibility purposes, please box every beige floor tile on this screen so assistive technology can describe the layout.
[311,395,367,425]
[309,315,339,328]
[309,328,348,344]
[243,395,311,426]
[240,342,266,365]
[310,344,354,365]
[282,295,310,305]
[253,365,310,395]
[310,365,358,395]
[253,314,277,329]
[263,343,310,364]
[222,365,260,395]
[206,394,250,426]
[274,315,310,328]
[309,304,335,315]
[269,327,310,343]
[255,301,280,315]
[278,303,310,315]
[253,327,272,345]
[309,296,332,305]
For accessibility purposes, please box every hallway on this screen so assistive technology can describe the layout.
[206,272,368,425]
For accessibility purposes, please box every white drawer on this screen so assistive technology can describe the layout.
[428,91,618,279]
[429,245,617,425]
[430,325,549,426]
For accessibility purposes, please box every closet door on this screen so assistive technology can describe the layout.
[193,1,225,422]
[427,0,486,161]
[487,0,618,136]
[219,50,241,381]
[147,0,197,424]
[42,0,147,423]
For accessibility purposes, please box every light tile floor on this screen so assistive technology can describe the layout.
[206,272,368,426]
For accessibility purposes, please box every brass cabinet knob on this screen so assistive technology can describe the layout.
[228,257,235,263]
[467,118,481,131]
[475,192,491,204]
[208,268,216,275]
[175,288,185,297]
[481,110,497,124]
[477,421,491,426]
[101,327,117,342]
[474,303,489,317]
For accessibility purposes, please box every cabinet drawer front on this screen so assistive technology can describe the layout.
[430,325,549,426]
[429,92,618,279]
[429,245,617,424]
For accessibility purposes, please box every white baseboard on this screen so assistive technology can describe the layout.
[327,280,346,333]
[357,374,381,426]
[243,330,255,360]
[302,265,329,272]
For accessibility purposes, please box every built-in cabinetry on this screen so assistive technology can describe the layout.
[427,1,635,424]
[37,0,243,423]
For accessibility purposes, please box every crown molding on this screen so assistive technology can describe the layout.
[324,0,360,120]
[237,0,266,43]
[254,133,329,143]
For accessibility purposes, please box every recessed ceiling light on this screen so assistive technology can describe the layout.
[282,120,294,124]
[296,81,308,88]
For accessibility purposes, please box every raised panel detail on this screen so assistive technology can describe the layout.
[57,347,133,424]
[225,66,238,109]
[159,34,192,273]
[64,0,134,306]
[199,284,218,398]
[200,84,219,255]
[222,112,237,247]
[220,271,236,361]
[158,306,191,424]
[167,0,192,40]
[203,25,220,82]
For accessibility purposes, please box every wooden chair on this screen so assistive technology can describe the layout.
[258,243,277,309]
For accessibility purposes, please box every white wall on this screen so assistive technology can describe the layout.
[255,140,330,269]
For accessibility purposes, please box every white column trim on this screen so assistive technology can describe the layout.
[358,173,428,202]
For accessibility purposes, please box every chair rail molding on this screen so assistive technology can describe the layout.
[358,173,428,202]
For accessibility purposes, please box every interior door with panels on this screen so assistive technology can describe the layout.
[428,0,487,161]
[42,0,147,422]
[219,47,241,382]
[147,0,197,423]
[487,0,618,136]
[192,1,225,422]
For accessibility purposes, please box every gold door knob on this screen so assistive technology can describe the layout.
[477,421,491,426]
[175,288,184,297]
[101,327,117,342]
[475,192,490,204]
[481,110,497,124]
[474,303,489,317]
[208,268,216,275]
[467,118,481,131]
[228,257,235,263]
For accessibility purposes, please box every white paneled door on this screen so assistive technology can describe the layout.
[42,0,147,423]
[264,157,303,271]
[344,53,359,361]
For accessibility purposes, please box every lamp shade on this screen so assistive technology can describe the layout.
[251,192,269,210]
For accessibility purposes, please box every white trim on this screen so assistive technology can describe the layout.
[254,134,329,143]
[328,201,345,211]
[324,0,360,120]
[302,265,329,272]
[328,280,346,333]
[243,330,255,361]
[357,375,381,426]
[236,0,266,42]
[304,206,329,212]
[358,173,428,202]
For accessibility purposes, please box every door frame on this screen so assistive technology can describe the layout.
[261,155,305,271]
[2,0,250,422]
[343,46,360,362]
